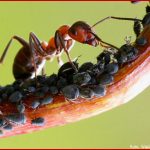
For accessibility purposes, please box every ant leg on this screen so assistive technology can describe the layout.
[0,39,12,64]
[29,32,47,57]
[54,30,78,72]
[29,32,50,86]
[0,36,29,64]
[57,56,64,66]
[29,34,39,85]
[91,16,142,28]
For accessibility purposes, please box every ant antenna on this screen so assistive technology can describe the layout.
[91,16,142,28]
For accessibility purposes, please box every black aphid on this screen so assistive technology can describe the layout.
[136,37,147,46]
[9,91,23,103]
[0,118,6,127]
[2,93,8,101]
[58,61,78,79]
[3,124,13,131]
[92,85,106,97]
[115,51,127,65]
[73,72,91,85]
[40,97,53,106]
[57,77,68,89]
[31,117,45,126]
[97,51,111,65]
[97,74,114,85]
[79,87,94,99]
[17,103,25,113]
[5,113,26,124]
[31,100,40,109]
[118,44,139,63]
[62,85,79,100]
[27,86,36,93]
[105,63,119,75]
[46,74,58,86]
[134,20,142,37]
[78,62,94,72]
[90,64,103,75]
[34,91,45,97]
[142,13,150,27]
[146,5,150,14]
[37,75,47,84]
[5,85,15,96]
[49,86,58,95]
[39,86,49,94]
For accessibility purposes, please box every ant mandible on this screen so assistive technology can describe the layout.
[0,14,141,82]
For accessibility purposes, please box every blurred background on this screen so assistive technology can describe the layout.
[0,2,149,148]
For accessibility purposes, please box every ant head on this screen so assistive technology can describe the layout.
[68,21,99,46]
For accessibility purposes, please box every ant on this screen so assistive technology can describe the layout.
[0,17,125,82]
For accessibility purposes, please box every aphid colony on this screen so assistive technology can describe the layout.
[0,33,147,135]
[0,3,149,136]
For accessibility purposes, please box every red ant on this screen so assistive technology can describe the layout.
[0,16,141,82]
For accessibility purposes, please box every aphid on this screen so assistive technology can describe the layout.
[5,113,26,124]
[31,117,45,126]
[97,74,114,85]
[90,64,103,76]
[119,44,139,63]
[73,72,91,86]
[79,87,94,99]
[5,85,15,96]
[31,100,40,109]
[1,93,8,101]
[36,75,47,84]
[92,85,106,97]
[146,5,150,14]
[40,97,53,106]
[3,124,13,131]
[78,62,94,73]
[49,86,58,95]
[34,91,45,97]
[17,103,25,113]
[0,118,6,127]
[62,85,79,101]
[134,20,142,37]
[57,77,68,89]
[135,37,147,46]
[58,61,78,80]
[39,86,49,94]
[9,91,23,103]
[46,74,58,86]
[105,63,119,74]
[27,86,36,93]
[97,51,111,65]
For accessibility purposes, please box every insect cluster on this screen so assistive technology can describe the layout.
[0,3,149,136]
